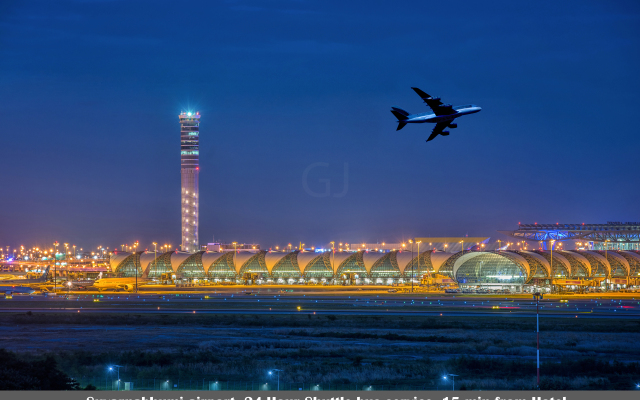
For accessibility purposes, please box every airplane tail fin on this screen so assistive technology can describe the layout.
[40,265,51,281]
[391,107,409,120]
[396,121,407,131]
[141,261,153,280]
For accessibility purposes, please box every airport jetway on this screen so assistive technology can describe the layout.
[420,274,457,289]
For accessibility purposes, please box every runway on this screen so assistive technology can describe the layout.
[0,307,637,318]
[1,291,639,318]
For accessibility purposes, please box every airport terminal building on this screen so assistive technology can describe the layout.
[109,248,640,290]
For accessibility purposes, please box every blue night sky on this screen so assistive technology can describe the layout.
[1,1,639,251]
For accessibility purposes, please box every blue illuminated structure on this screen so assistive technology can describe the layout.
[500,222,640,247]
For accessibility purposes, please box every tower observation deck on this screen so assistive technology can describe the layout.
[179,111,200,253]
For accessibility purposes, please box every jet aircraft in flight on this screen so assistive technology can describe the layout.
[391,88,481,142]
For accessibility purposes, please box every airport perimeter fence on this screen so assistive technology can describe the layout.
[82,378,436,391]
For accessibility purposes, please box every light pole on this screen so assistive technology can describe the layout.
[330,242,335,282]
[153,242,157,281]
[416,240,421,291]
[269,369,283,391]
[53,242,59,291]
[133,241,138,293]
[410,240,421,292]
[549,239,555,290]
[111,365,122,390]
[604,239,610,291]
[533,292,543,388]
[443,373,458,391]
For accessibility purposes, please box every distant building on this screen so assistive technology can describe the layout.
[109,248,640,290]
[206,243,261,253]
[500,222,640,250]
[329,237,490,253]
[179,111,200,253]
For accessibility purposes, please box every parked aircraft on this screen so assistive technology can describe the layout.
[0,286,36,295]
[93,266,152,292]
[0,266,50,285]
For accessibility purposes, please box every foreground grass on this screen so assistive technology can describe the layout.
[2,312,639,390]
[2,311,640,332]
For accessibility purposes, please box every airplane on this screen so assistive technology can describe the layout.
[0,269,31,280]
[0,266,50,286]
[66,272,102,290]
[0,286,36,295]
[391,87,481,142]
[93,266,152,292]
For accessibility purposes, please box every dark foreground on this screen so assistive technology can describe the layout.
[0,310,639,390]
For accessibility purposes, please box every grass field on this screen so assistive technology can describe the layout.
[1,310,639,390]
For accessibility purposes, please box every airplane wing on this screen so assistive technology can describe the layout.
[411,87,456,116]
[426,122,450,142]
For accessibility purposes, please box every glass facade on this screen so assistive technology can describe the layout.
[512,251,548,280]
[148,252,174,278]
[558,251,589,277]
[456,253,526,285]
[402,251,434,278]
[176,252,206,278]
[573,251,608,277]
[593,251,627,277]
[207,252,237,279]
[438,251,466,278]
[271,252,301,279]
[110,250,637,286]
[336,252,367,277]
[616,252,640,276]
[114,253,142,277]
[238,252,269,276]
[303,253,333,279]
[369,252,401,278]
[532,250,568,278]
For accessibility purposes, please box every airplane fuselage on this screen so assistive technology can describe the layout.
[93,277,149,291]
[0,286,36,294]
[405,105,481,124]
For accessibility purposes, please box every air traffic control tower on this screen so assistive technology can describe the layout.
[179,111,200,253]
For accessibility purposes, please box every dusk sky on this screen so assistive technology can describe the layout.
[1,1,639,251]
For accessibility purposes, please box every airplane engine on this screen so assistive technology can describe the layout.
[124,284,136,292]
[448,123,457,128]
[441,131,450,136]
